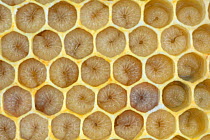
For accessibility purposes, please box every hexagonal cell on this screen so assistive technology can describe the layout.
[96,27,126,57]
[129,26,158,57]
[3,86,32,117]
[161,25,189,55]
[194,79,210,110]
[1,31,29,62]
[140,138,154,140]
[0,114,16,140]
[80,0,109,30]
[113,55,142,86]
[64,28,93,59]
[35,85,64,116]
[176,0,205,26]
[146,54,174,84]
[48,2,77,32]
[50,57,79,88]
[177,53,205,82]
[144,0,173,28]
[18,58,47,88]
[83,111,112,139]
[20,113,48,140]
[193,24,210,54]
[66,85,95,115]
[114,110,144,140]
[16,3,45,33]
[52,113,80,140]
[146,109,176,139]
[33,30,62,61]
[35,0,54,5]
[81,56,110,87]
[2,0,25,5]
[0,60,15,90]
[97,83,127,114]
[171,135,187,140]
[112,0,141,29]
[163,81,190,111]
[201,134,210,140]
[0,4,12,32]
[179,108,208,138]
[131,83,159,113]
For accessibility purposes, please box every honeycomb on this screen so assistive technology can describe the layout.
[1,0,210,139]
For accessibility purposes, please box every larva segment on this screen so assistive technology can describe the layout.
[50,57,79,88]
[81,56,110,87]
[20,113,48,140]
[176,0,205,26]
[177,53,204,82]
[171,135,187,140]
[51,113,81,140]
[163,81,189,111]
[144,0,173,28]
[130,82,159,113]
[0,115,16,140]
[112,0,141,29]
[113,55,142,86]
[129,26,158,57]
[0,60,15,90]
[70,0,84,3]
[35,0,55,5]
[80,0,109,30]
[145,54,174,84]
[2,0,25,6]
[193,25,210,54]
[16,3,45,33]
[114,110,144,140]
[18,58,47,88]
[48,2,77,32]
[33,30,62,61]
[161,25,188,55]
[96,27,126,57]
[179,108,208,138]
[146,109,176,139]
[201,134,210,140]
[35,85,64,116]
[83,111,112,139]
[0,4,12,32]
[64,28,93,59]
[97,83,127,114]
[194,79,210,110]
[1,31,29,62]
[3,86,32,117]
[66,85,95,115]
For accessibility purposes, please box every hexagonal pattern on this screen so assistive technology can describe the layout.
[1,31,29,62]
[178,52,205,82]
[163,81,190,111]
[0,0,210,139]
